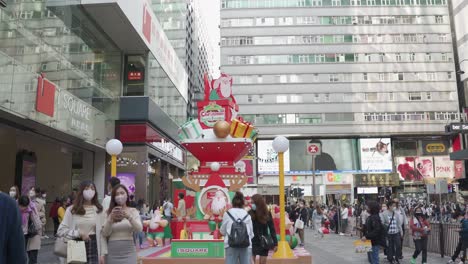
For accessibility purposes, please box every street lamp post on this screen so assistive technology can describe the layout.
[272,136,294,259]
[106,139,123,177]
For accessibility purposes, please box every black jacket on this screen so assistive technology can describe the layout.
[0,193,27,264]
[251,213,278,247]
[364,214,384,246]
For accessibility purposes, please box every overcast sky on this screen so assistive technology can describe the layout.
[199,0,220,76]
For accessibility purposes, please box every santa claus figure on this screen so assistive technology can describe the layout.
[205,190,228,221]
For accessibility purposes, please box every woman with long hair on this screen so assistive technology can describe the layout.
[220,191,254,264]
[249,194,277,264]
[102,184,142,264]
[57,181,105,264]
[18,195,42,264]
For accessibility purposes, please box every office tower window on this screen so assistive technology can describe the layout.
[409,92,422,101]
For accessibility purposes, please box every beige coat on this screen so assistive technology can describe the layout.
[57,206,106,257]
[27,200,44,251]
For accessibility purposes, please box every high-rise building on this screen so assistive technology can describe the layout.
[221,0,462,201]
[221,0,458,137]
[153,0,218,117]
[451,0,468,111]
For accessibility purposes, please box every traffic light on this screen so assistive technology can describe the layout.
[298,188,304,198]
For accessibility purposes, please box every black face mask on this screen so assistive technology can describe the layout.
[415,213,424,218]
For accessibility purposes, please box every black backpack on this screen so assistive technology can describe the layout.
[226,211,250,248]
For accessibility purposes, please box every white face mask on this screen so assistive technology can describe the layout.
[115,194,127,206]
[29,191,36,198]
[83,190,96,201]
[9,191,16,198]
[42,194,47,199]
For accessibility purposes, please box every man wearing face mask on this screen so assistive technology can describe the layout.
[382,201,403,264]
[102,177,121,212]
[393,198,407,260]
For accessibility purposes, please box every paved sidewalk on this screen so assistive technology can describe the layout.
[302,228,445,264]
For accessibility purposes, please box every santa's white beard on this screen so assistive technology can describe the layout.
[211,197,226,215]
[220,84,231,98]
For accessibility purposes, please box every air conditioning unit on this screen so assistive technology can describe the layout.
[0,0,6,8]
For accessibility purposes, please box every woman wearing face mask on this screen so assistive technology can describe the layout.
[26,187,44,264]
[249,194,277,264]
[57,181,105,264]
[410,207,430,264]
[294,200,308,247]
[9,185,20,201]
[102,184,142,264]
[18,195,42,264]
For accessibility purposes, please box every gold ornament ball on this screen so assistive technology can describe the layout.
[213,121,230,138]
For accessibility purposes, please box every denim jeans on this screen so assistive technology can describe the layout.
[371,245,380,264]
[225,247,251,264]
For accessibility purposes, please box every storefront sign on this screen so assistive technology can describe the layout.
[171,240,224,258]
[323,172,352,185]
[151,138,184,162]
[359,138,393,171]
[447,123,468,133]
[57,90,93,135]
[357,187,378,194]
[422,141,449,155]
[127,71,143,81]
[36,74,56,117]
[199,103,225,127]
[354,173,400,187]
[434,156,454,178]
[139,0,188,101]
[326,184,352,194]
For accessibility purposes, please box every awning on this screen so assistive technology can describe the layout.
[450,149,468,160]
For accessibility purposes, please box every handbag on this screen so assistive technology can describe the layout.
[54,210,76,258]
[259,222,274,250]
[54,237,68,257]
[26,213,38,238]
[67,240,87,263]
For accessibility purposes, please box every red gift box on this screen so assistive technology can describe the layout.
[197,100,239,129]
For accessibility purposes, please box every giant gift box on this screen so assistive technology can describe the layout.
[197,100,238,129]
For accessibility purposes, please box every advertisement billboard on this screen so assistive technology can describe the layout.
[359,138,393,172]
[415,156,434,178]
[396,157,418,181]
[434,156,455,178]
[258,140,290,173]
[113,173,136,195]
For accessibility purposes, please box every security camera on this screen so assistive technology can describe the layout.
[457,70,465,75]
[0,0,6,8]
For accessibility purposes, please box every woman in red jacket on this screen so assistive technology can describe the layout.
[410,207,431,264]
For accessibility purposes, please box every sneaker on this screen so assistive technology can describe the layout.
[410,258,416,264]
[299,243,304,247]
[339,233,345,236]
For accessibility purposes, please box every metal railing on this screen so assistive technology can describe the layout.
[402,221,460,257]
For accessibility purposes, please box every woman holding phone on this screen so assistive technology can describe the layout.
[102,184,142,264]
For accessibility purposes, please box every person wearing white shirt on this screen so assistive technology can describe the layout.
[221,192,253,264]
[340,204,349,236]
[102,177,121,212]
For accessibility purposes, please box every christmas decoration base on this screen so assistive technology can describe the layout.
[138,246,312,264]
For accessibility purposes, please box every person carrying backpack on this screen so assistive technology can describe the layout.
[362,200,385,264]
[221,191,254,264]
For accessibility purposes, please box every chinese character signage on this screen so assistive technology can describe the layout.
[354,173,400,187]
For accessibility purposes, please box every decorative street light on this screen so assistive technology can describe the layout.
[271,136,294,259]
[106,139,123,177]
